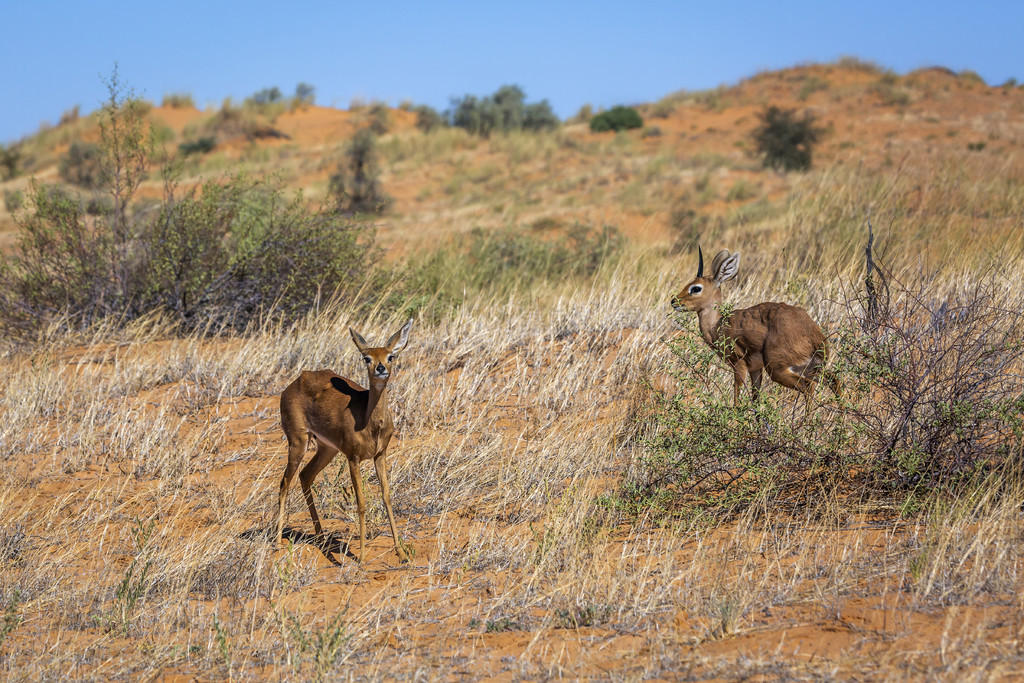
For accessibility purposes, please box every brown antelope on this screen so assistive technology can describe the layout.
[671,247,837,406]
[275,319,413,563]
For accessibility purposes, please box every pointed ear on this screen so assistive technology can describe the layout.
[350,327,370,354]
[711,249,730,277]
[386,319,413,353]
[713,251,740,285]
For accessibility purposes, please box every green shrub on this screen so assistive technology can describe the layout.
[621,327,855,518]
[449,85,560,136]
[522,100,560,131]
[59,141,102,187]
[248,86,283,106]
[178,137,216,156]
[752,105,823,172]
[0,145,19,180]
[139,175,376,329]
[3,190,23,213]
[201,101,288,142]
[0,73,379,338]
[294,82,316,106]
[328,129,391,215]
[414,105,446,133]
[623,238,1024,519]
[368,103,390,135]
[589,106,643,133]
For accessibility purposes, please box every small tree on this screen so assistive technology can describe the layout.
[59,141,102,188]
[329,129,391,215]
[414,105,445,133]
[523,100,559,131]
[0,144,19,180]
[294,82,316,106]
[249,87,283,106]
[752,106,823,172]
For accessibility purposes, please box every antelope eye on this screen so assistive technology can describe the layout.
[387,354,395,362]
[363,356,371,364]
[689,284,703,295]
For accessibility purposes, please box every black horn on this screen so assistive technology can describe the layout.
[696,245,704,278]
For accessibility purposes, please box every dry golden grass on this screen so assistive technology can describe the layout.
[1,61,1024,680]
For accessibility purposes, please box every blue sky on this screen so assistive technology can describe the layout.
[2,1,1020,145]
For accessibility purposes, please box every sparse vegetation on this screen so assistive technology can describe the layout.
[0,73,377,337]
[162,92,195,108]
[1,59,1024,681]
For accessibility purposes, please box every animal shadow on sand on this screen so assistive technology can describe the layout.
[240,526,357,566]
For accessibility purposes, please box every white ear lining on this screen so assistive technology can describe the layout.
[715,253,740,284]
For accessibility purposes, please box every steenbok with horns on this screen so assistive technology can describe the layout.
[671,248,838,406]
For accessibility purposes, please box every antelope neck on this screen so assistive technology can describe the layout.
[363,379,388,424]
[696,303,724,347]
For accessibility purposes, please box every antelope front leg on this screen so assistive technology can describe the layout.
[374,452,409,563]
[347,457,367,562]
[731,364,748,407]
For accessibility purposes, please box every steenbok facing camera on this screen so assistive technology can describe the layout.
[275,319,413,563]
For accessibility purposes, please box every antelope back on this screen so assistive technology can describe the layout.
[760,303,828,364]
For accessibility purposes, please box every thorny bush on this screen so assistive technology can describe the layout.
[629,243,1024,517]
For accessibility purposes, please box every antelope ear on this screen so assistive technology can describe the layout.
[350,328,370,353]
[386,319,413,353]
[711,249,730,278]
[714,251,740,284]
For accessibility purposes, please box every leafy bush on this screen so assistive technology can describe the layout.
[414,105,446,133]
[448,85,559,136]
[294,82,316,106]
[624,233,1024,518]
[522,101,560,131]
[622,327,854,518]
[589,106,643,133]
[0,74,379,338]
[200,101,288,142]
[367,103,390,135]
[178,137,216,157]
[752,105,823,172]
[3,190,22,213]
[138,176,376,329]
[248,86,283,106]
[59,141,102,187]
[0,145,18,180]
[328,129,390,215]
